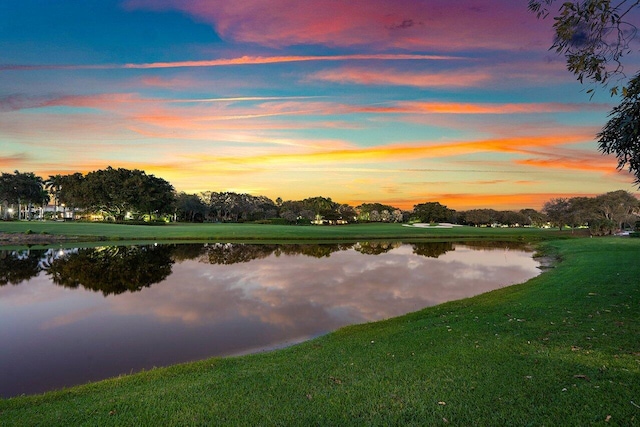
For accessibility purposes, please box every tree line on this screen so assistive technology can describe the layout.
[1,167,638,232]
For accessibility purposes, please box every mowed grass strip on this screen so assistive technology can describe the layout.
[1,237,638,425]
[0,221,566,244]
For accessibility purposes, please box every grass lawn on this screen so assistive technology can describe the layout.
[0,221,570,245]
[0,235,638,425]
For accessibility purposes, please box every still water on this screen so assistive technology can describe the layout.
[0,241,540,397]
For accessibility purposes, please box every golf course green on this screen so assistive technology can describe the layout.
[0,223,638,425]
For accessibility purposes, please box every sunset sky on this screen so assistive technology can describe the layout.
[2,0,639,210]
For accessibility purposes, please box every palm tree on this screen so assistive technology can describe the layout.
[44,174,63,219]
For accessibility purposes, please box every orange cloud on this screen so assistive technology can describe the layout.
[386,101,609,114]
[516,158,622,174]
[184,134,592,169]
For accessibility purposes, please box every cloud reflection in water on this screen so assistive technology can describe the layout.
[0,242,539,397]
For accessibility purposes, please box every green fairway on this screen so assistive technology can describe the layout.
[0,221,568,245]
[1,236,638,425]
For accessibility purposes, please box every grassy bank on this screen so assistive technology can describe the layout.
[0,221,570,245]
[1,237,638,425]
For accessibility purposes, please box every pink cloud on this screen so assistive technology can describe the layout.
[308,67,492,88]
[123,0,552,52]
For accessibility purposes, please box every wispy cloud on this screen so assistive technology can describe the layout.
[365,101,610,114]
[0,54,459,72]
[308,67,492,88]
[182,134,592,168]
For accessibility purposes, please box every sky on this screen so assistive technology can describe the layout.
[1,0,639,210]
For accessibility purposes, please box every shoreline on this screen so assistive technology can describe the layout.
[0,232,81,245]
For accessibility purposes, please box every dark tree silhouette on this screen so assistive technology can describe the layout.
[529,0,640,183]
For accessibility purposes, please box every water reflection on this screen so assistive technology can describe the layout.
[0,242,462,290]
[0,242,540,397]
[411,241,454,258]
[0,249,43,286]
[45,246,174,296]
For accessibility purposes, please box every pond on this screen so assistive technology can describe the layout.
[0,241,541,397]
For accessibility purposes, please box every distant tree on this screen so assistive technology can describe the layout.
[57,172,85,218]
[78,167,175,220]
[529,0,640,182]
[412,202,455,223]
[0,171,45,219]
[356,202,398,221]
[174,192,208,222]
[595,190,640,229]
[566,196,599,231]
[206,192,276,222]
[53,168,175,221]
[301,196,340,218]
[497,210,527,227]
[543,198,571,230]
[541,190,639,234]
[44,174,63,218]
[278,197,345,223]
[461,209,498,227]
[337,203,357,221]
[520,208,547,227]
[136,174,176,219]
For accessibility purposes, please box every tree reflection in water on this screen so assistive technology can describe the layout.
[354,241,401,255]
[0,241,527,294]
[0,249,45,286]
[44,245,175,296]
[411,242,455,258]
